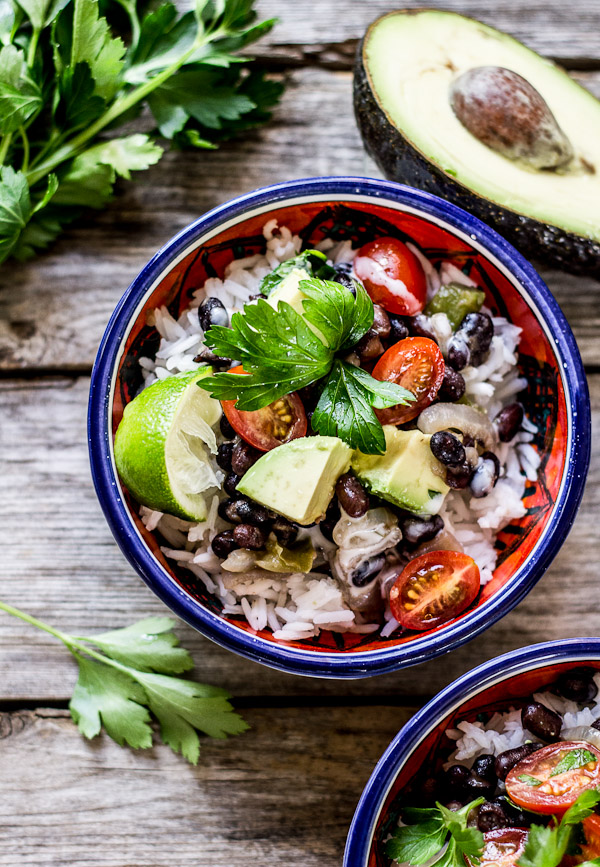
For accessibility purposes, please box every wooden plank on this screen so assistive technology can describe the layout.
[0,705,411,866]
[0,67,598,372]
[253,0,600,66]
[0,374,598,702]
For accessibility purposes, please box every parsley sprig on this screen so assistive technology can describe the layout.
[385,798,485,866]
[0,0,282,263]
[0,600,248,763]
[199,273,414,454]
[518,788,600,867]
[385,788,600,867]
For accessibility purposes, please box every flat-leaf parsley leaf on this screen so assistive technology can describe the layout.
[0,600,248,763]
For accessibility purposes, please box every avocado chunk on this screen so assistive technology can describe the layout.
[354,9,600,276]
[425,283,485,329]
[352,426,449,516]
[267,267,311,316]
[237,436,352,525]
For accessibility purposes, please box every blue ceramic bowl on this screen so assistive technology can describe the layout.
[88,176,590,679]
[345,638,600,867]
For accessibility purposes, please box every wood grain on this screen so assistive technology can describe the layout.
[0,705,411,866]
[0,67,598,372]
[252,0,600,66]
[0,374,597,702]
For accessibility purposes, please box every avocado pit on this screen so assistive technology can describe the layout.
[450,66,574,171]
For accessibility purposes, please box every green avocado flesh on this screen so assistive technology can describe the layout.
[352,427,449,517]
[358,9,600,245]
[237,436,352,525]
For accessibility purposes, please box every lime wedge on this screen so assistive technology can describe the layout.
[114,368,222,521]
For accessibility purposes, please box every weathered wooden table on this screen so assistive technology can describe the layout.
[1,2,598,864]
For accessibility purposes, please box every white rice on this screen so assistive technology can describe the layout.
[445,672,600,767]
[136,221,540,639]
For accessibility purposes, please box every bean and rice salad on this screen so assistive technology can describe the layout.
[122,219,541,643]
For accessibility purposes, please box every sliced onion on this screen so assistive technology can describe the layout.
[417,403,498,450]
[561,725,600,749]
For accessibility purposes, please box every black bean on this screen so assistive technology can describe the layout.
[332,265,357,294]
[233,523,267,550]
[444,800,466,811]
[556,667,598,703]
[462,434,475,448]
[446,461,473,489]
[463,775,496,799]
[224,473,242,497]
[477,802,509,833]
[355,329,384,360]
[351,554,386,587]
[430,430,466,467]
[472,754,497,782]
[216,442,234,471]
[236,499,271,527]
[372,304,391,339]
[218,498,242,524]
[388,315,409,343]
[593,719,600,732]
[271,517,298,547]
[231,441,261,475]
[447,337,470,371]
[220,415,236,440]
[438,367,466,402]
[335,473,370,518]
[319,498,341,541]
[522,702,563,741]
[495,403,524,442]
[193,348,232,368]
[470,452,500,498]
[401,514,444,547]
[407,313,437,342]
[495,743,543,780]
[492,796,537,828]
[460,312,494,366]
[211,530,238,558]
[445,764,470,793]
[198,297,229,331]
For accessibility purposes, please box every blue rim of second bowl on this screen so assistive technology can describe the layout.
[88,176,591,678]
[344,637,600,867]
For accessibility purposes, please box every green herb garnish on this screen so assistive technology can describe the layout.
[0,601,248,763]
[551,748,597,777]
[517,787,600,867]
[259,250,336,295]
[385,798,485,866]
[518,773,543,786]
[0,0,282,264]
[199,275,414,454]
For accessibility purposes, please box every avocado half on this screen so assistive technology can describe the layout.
[354,9,600,276]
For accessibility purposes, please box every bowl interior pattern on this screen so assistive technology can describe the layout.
[111,196,568,655]
[364,658,600,867]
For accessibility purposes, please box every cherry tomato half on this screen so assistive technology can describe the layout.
[354,236,427,316]
[372,337,445,425]
[389,550,480,631]
[466,828,528,867]
[582,814,600,859]
[505,741,600,816]
[221,366,307,451]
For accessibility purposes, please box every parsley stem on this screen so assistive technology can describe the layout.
[26,26,40,67]
[0,133,12,165]
[0,600,74,647]
[25,25,224,187]
[19,128,29,173]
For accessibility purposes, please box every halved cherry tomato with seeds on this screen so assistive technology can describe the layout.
[372,337,445,425]
[505,741,600,816]
[389,550,480,631]
[221,366,307,451]
[354,236,427,316]
[466,828,528,867]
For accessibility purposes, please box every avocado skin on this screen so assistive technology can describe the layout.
[353,39,600,278]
